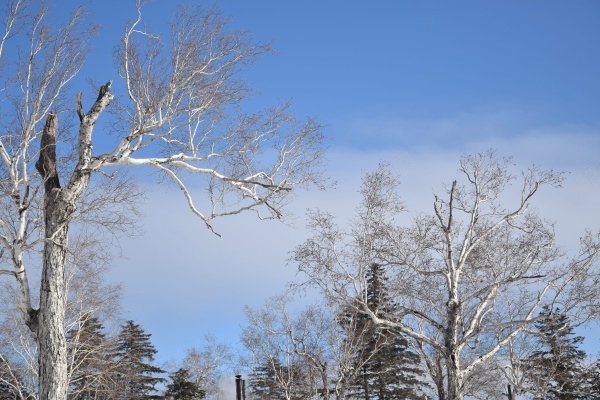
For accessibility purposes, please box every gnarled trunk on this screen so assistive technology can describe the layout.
[37,212,70,400]
[445,300,462,400]
[33,84,111,399]
[34,112,71,400]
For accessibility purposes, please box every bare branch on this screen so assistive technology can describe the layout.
[0,2,325,399]
[293,151,599,400]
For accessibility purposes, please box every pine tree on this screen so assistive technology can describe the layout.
[0,366,20,400]
[67,314,115,400]
[0,359,17,400]
[113,320,166,400]
[0,352,32,400]
[349,263,426,400]
[523,306,587,399]
[248,359,307,400]
[584,358,600,400]
[164,368,205,400]
[248,360,287,400]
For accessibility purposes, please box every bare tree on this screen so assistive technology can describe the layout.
[293,151,600,400]
[241,297,310,400]
[0,1,325,399]
[0,312,36,400]
[179,335,234,400]
[241,295,391,400]
[496,334,538,400]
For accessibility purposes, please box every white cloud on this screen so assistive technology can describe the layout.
[109,108,600,362]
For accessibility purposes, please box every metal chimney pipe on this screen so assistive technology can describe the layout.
[235,375,243,400]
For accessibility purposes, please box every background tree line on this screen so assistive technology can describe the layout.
[291,151,600,399]
[1,230,599,399]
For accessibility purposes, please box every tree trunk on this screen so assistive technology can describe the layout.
[507,384,515,400]
[321,364,329,400]
[434,355,446,400]
[37,212,70,400]
[34,112,71,400]
[32,84,111,400]
[362,365,370,400]
[446,354,461,400]
[442,182,463,400]
[445,298,462,400]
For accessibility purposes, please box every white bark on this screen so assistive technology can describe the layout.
[0,2,324,400]
[0,236,123,400]
[34,85,113,399]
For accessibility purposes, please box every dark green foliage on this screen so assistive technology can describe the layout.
[164,368,205,400]
[0,358,18,400]
[349,263,427,400]
[248,359,307,400]
[248,360,286,400]
[0,352,32,400]
[113,320,166,400]
[524,306,588,399]
[0,369,22,400]
[67,314,114,400]
[582,357,600,400]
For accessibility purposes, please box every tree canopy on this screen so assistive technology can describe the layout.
[0,1,325,398]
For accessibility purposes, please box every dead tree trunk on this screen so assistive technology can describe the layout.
[34,112,70,399]
[32,84,112,400]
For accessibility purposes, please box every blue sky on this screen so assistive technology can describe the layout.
[74,0,600,364]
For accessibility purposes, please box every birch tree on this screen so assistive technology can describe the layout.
[0,229,124,400]
[293,151,600,400]
[242,298,310,400]
[0,1,325,399]
[180,335,234,400]
[241,296,394,400]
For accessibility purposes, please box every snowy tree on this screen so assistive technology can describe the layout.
[180,336,233,400]
[247,359,307,400]
[0,231,123,400]
[0,1,325,399]
[0,353,31,400]
[348,263,427,399]
[66,314,117,400]
[112,321,165,400]
[522,306,588,399]
[242,300,310,400]
[293,152,600,400]
[164,368,205,400]
[584,357,600,399]
[242,295,395,400]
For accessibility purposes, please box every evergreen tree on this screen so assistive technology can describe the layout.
[0,369,19,400]
[248,360,287,400]
[0,355,31,400]
[523,306,587,399]
[582,357,600,400]
[248,359,307,400]
[67,314,114,400]
[113,320,166,400]
[349,263,426,400]
[0,384,14,400]
[0,360,17,400]
[164,368,205,400]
